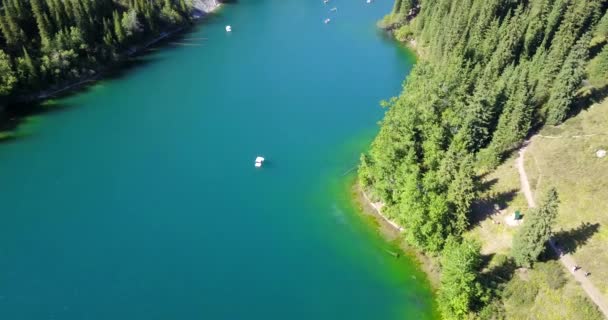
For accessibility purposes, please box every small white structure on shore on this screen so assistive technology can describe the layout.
[597,149,607,158]
[225,25,232,32]
[255,156,265,168]
[324,18,331,24]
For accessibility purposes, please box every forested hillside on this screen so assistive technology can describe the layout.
[360,0,608,253]
[0,0,192,101]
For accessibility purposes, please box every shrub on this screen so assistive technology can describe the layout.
[535,261,567,290]
[502,277,539,308]
[394,25,413,42]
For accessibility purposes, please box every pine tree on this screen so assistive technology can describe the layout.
[589,45,608,86]
[446,154,477,234]
[20,47,37,83]
[0,15,17,46]
[30,0,53,50]
[545,34,590,125]
[512,188,560,267]
[438,237,483,320]
[113,10,126,45]
[0,49,17,96]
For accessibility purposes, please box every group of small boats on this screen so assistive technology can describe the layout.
[323,0,334,24]
[323,0,372,24]
[241,0,375,168]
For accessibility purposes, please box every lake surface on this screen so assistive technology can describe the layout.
[0,0,436,319]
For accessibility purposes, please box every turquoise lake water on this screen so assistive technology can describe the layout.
[0,0,436,319]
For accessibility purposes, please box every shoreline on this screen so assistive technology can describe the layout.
[359,189,404,232]
[34,27,184,101]
[352,182,441,288]
[0,4,223,136]
[17,4,223,103]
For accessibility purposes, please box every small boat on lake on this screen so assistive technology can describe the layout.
[255,156,265,168]
[324,18,331,24]
[225,25,232,32]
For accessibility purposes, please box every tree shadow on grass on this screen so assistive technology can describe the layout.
[569,85,608,120]
[480,254,517,289]
[474,254,518,312]
[479,178,498,193]
[553,222,600,255]
[469,188,519,227]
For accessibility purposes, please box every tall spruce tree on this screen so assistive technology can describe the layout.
[512,188,560,267]
[0,49,16,96]
[438,237,483,320]
[546,34,590,125]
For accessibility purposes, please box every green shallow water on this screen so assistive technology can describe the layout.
[0,0,437,319]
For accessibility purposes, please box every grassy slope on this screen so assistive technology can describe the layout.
[466,99,608,319]
[525,98,608,298]
[467,152,527,256]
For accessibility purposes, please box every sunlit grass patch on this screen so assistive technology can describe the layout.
[525,99,608,296]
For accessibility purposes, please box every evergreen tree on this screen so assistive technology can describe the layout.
[512,188,560,267]
[17,47,37,86]
[112,10,126,45]
[546,35,590,125]
[30,0,53,50]
[438,237,483,320]
[0,49,16,96]
[589,45,608,86]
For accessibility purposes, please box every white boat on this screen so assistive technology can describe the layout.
[324,18,331,24]
[330,7,338,11]
[255,156,265,168]
[225,25,232,32]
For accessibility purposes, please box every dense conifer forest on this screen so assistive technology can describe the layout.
[0,0,192,101]
[361,0,607,252]
[361,0,607,318]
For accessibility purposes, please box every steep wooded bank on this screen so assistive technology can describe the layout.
[0,0,197,104]
[360,0,607,318]
[361,0,607,252]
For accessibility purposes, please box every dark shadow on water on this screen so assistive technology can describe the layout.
[1,56,160,135]
[553,222,600,255]
[256,160,275,170]
[0,21,220,144]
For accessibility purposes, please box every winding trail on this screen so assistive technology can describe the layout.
[516,142,608,318]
